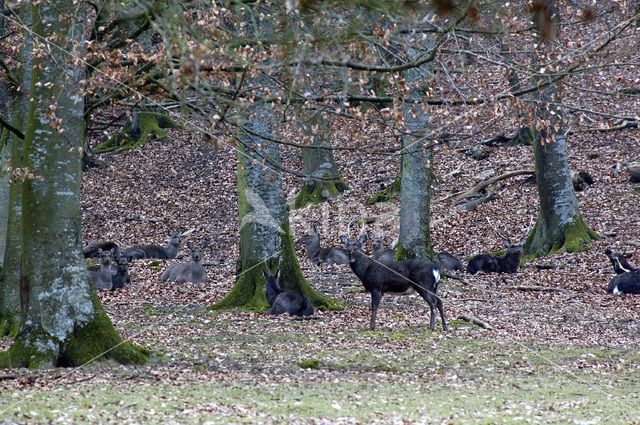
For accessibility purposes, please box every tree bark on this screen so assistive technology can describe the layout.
[211,104,340,312]
[0,2,31,338]
[291,110,349,209]
[0,1,150,368]
[523,0,599,257]
[396,32,434,261]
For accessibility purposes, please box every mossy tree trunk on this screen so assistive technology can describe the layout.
[523,0,599,257]
[211,104,340,312]
[291,110,349,209]
[395,32,434,261]
[0,2,31,338]
[0,1,150,369]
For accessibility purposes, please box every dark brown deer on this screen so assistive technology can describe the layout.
[465,220,529,275]
[367,233,463,272]
[124,230,182,260]
[296,224,349,265]
[604,249,640,295]
[340,235,446,331]
[84,240,120,259]
[263,269,314,317]
[111,255,131,290]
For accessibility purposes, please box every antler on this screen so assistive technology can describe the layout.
[485,217,511,244]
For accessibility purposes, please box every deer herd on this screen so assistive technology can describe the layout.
[85,222,640,331]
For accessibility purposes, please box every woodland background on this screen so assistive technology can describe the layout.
[1,0,640,423]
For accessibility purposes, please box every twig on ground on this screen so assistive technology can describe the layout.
[457,314,493,329]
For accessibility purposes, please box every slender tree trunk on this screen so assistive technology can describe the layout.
[523,0,599,257]
[0,1,149,368]
[211,104,340,312]
[395,32,434,261]
[291,110,349,209]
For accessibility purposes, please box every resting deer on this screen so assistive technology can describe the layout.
[340,235,446,331]
[367,233,463,272]
[84,240,120,259]
[437,252,463,272]
[466,220,530,275]
[124,230,182,260]
[604,249,640,295]
[367,233,396,264]
[263,269,314,317]
[296,224,349,265]
[111,255,131,290]
[88,248,115,290]
[161,241,207,283]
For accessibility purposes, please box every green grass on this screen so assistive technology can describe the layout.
[2,310,640,424]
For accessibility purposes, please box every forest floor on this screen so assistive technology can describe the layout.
[2,4,640,422]
[1,115,639,423]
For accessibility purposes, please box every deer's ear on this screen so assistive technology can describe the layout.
[262,269,269,279]
[274,269,280,280]
[340,236,348,244]
[358,234,367,244]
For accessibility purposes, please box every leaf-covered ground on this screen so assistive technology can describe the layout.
[1,114,639,423]
[3,3,640,422]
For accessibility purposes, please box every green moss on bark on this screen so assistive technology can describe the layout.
[94,112,182,153]
[524,215,600,257]
[211,223,342,312]
[0,292,151,369]
[291,178,349,210]
[365,175,401,205]
[0,313,20,338]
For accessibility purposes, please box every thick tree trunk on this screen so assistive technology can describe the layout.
[0,1,150,368]
[291,110,348,209]
[0,3,31,338]
[396,33,434,261]
[212,104,340,312]
[523,0,599,257]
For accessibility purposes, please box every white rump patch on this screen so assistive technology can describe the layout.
[612,286,621,295]
[433,267,441,283]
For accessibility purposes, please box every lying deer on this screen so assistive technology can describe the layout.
[84,240,120,259]
[88,248,115,290]
[367,233,463,271]
[604,249,640,294]
[161,241,207,283]
[263,269,314,317]
[340,235,446,331]
[296,224,349,265]
[466,220,529,275]
[124,230,182,260]
[111,255,131,290]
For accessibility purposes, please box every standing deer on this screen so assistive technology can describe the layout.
[161,241,207,282]
[124,230,182,260]
[340,235,447,331]
[604,249,640,294]
[88,248,115,290]
[263,269,314,317]
[296,224,349,265]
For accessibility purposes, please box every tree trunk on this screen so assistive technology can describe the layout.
[0,1,150,368]
[291,110,349,209]
[395,33,434,261]
[211,104,340,312]
[0,2,31,338]
[523,0,599,257]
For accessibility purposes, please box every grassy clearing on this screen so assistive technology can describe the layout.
[2,307,639,425]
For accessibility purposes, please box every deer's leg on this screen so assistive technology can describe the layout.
[436,296,448,331]
[369,289,382,330]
